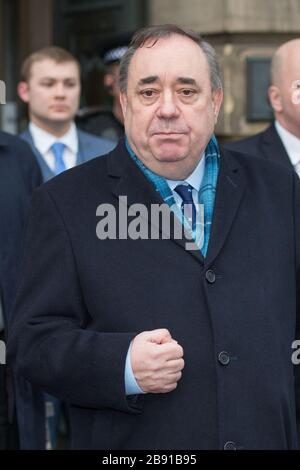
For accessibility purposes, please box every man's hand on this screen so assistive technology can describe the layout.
[130,329,184,394]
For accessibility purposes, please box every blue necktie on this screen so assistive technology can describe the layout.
[51,142,66,175]
[174,183,196,232]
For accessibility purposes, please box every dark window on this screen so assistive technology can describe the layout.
[246,57,273,122]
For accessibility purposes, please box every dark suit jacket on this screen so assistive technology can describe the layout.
[224,122,292,169]
[7,139,300,449]
[0,131,42,325]
[16,126,115,449]
[20,127,116,181]
[0,131,42,449]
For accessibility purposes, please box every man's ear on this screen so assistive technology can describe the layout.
[17,81,30,103]
[212,88,223,124]
[119,91,127,120]
[103,73,114,88]
[268,85,283,113]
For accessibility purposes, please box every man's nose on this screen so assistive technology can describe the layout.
[54,83,66,97]
[156,92,180,119]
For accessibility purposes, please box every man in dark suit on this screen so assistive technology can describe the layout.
[16,46,115,449]
[7,25,300,450]
[0,131,42,449]
[18,46,115,182]
[225,38,300,173]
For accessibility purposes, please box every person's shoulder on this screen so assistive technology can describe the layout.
[0,130,37,164]
[77,109,122,130]
[0,130,28,149]
[77,127,115,149]
[223,124,275,155]
[223,132,264,154]
[43,146,114,195]
[222,145,294,180]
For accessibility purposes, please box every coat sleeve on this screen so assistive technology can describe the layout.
[7,185,142,414]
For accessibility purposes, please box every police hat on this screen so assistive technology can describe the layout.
[100,32,133,65]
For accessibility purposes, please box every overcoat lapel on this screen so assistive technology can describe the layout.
[260,123,291,169]
[204,147,246,267]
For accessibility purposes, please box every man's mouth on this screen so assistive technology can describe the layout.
[51,105,69,112]
[151,131,187,137]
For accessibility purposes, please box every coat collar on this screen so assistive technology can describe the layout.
[260,122,291,168]
[204,146,246,267]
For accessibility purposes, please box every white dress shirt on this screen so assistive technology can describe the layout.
[166,153,206,208]
[29,122,78,171]
[275,120,300,177]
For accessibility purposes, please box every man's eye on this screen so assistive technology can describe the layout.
[41,82,54,87]
[141,90,157,98]
[180,89,196,96]
[65,81,76,88]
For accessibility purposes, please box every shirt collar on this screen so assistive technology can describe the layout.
[166,154,206,192]
[275,120,300,166]
[125,135,206,192]
[29,121,78,155]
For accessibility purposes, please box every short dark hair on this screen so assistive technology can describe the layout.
[119,24,222,92]
[21,46,80,82]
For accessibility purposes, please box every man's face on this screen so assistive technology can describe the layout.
[18,59,80,128]
[269,43,300,138]
[120,34,223,179]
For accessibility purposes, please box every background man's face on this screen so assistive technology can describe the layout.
[20,59,80,128]
[269,42,300,138]
[120,34,223,180]
[277,56,300,137]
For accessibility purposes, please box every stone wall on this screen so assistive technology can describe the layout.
[149,0,300,34]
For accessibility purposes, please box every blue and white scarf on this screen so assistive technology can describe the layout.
[125,135,220,257]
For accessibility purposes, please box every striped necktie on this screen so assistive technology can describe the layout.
[174,183,196,232]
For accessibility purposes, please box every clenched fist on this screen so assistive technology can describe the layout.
[130,329,184,393]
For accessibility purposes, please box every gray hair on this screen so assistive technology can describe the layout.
[119,24,222,93]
